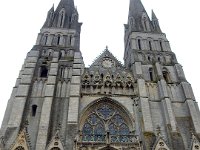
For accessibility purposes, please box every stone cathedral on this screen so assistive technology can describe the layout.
[0,0,200,149]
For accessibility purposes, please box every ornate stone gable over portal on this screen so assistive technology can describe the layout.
[1,0,200,149]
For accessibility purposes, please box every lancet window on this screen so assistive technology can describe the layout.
[82,102,133,143]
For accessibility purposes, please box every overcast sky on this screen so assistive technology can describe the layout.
[0,0,200,125]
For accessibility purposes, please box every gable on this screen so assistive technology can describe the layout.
[90,49,123,70]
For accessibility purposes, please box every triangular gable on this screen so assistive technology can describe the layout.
[190,134,200,150]
[46,131,64,150]
[90,49,123,69]
[10,129,30,150]
[153,136,170,150]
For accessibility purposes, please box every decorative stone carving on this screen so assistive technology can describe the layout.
[46,131,64,150]
[190,134,200,150]
[10,129,29,150]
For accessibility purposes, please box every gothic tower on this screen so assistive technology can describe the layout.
[1,0,200,150]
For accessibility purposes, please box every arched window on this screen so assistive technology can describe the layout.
[149,68,154,81]
[58,9,65,27]
[82,101,133,143]
[162,68,170,83]
[44,34,48,45]
[57,35,61,45]
[32,105,37,117]
[40,66,48,78]
[160,41,163,51]
[15,146,25,150]
[149,41,152,50]
[60,66,65,78]
[138,39,141,50]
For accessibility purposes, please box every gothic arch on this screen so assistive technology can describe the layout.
[141,13,151,31]
[57,8,65,27]
[79,97,135,143]
[10,129,30,150]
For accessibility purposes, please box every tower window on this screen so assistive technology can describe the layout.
[40,66,48,78]
[149,41,152,50]
[149,68,154,81]
[60,12,64,27]
[57,35,61,45]
[138,39,141,50]
[44,34,48,45]
[60,66,65,78]
[32,105,37,117]
[162,68,170,83]
[160,41,163,51]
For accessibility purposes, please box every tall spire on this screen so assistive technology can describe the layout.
[128,0,153,32]
[128,0,146,18]
[43,0,80,29]
[151,10,162,33]
[152,10,158,20]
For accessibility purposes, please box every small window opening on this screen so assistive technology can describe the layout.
[149,41,152,50]
[44,35,48,45]
[90,74,93,79]
[158,57,161,62]
[57,35,61,45]
[149,68,153,81]
[160,41,163,51]
[60,67,65,78]
[148,56,151,61]
[40,66,48,78]
[59,52,62,59]
[101,74,104,79]
[162,69,170,83]
[32,105,37,117]
[138,39,141,50]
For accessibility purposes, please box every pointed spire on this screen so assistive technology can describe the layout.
[152,10,158,20]
[128,0,153,32]
[128,0,146,18]
[151,10,162,33]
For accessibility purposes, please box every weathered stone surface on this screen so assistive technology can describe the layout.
[16,85,30,96]
[68,97,79,123]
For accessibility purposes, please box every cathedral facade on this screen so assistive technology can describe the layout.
[0,0,200,149]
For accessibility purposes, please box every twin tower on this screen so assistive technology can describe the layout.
[0,0,200,149]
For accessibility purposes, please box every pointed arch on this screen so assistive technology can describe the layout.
[190,134,200,150]
[79,97,135,143]
[153,137,170,150]
[162,68,171,83]
[46,131,64,150]
[57,8,65,27]
[141,13,151,31]
[149,67,154,81]
[10,130,30,150]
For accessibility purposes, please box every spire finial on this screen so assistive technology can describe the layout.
[105,46,108,50]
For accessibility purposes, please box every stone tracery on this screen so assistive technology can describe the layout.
[81,102,133,143]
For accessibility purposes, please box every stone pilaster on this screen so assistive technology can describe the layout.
[35,52,59,150]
